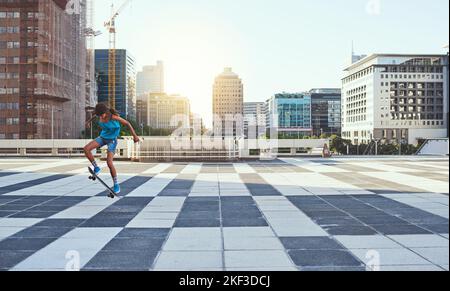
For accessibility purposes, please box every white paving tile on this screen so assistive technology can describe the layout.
[127,174,177,197]
[0,227,27,241]
[376,265,444,271]
[11,227,121,271]
[0,218,43,228]
[411,247,449,266]
[364,172,449,194]
[51,197,116,219]
[350,248,433,266]
[143,163,173,174]
[163,228,222,251]
[223,227,276,238]
[225,250,294,268]
[224,236,284,250]
[153,251,223,270]
[233,163,257,174]
[388,235,449,248]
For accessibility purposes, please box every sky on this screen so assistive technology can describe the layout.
[93,0,449,126]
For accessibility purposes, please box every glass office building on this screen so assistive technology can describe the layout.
[267,93,312,138]
[309,89,342,137]
[95,49,136,119]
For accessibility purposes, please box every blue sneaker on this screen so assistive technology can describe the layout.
[94,166,101,175]
[113,184,121,194]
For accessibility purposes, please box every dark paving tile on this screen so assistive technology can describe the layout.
[117,228,170,238]
[240,174,282,196]
[280,237,344,250]
[33,219,85,228]
[83,251,158,270]
[10,211,58,219]
[0,238,56,251]
[419,224,449,234]
[301,266,366,271]
[102,238,166,251]
[288,250,363,267]
[81,217,136,228]
[0,250,35,270]
[357,215,409,226]
[0,175,69,193]
[0,211,15,217]
[288,196,328,205]
[42,197,88,207]
[0,204,31,211]
[372,224,432,235]
[28,205,71,212]
[11,227,73,238]
[302,210,349,219]
[158,189,191,196]
[222,217,268,227]
[313,217,365,227]
[174,218,221,228]
[0,172,17,178]
[323,225,378,236]
[177,211,220,220]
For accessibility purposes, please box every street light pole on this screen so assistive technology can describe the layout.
[51,106,54,140]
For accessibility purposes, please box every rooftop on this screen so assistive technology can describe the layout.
[0,157,448,271]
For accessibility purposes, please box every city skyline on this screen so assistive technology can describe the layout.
[93,0,449,125]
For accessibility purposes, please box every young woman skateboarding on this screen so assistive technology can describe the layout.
[84,103,140,194]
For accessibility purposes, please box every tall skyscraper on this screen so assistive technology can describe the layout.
[342,54,448,145]
[213,68,244,137]
[136,61,164,95]
[0,0,88,139]
[244,102,266,139]
[95,49,136,119]
[136,61,165,126]
[308,88,342,137]
[266,93,312,138]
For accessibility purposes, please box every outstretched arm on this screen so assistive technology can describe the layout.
[112,115,140,143]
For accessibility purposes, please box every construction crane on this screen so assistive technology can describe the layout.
[104,0,132,110]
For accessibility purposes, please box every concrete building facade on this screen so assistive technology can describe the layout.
[0,0,88,139]
[342,54,448,145]
[213,68,244,137]
[146,93,190,129]
[309,88,341,137]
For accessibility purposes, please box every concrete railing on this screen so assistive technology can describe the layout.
[0,138,330,160]
[0,139,133,158]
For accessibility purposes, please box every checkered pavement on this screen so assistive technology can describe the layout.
[0,157,448,271]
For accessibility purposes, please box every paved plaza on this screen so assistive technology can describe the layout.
[0,157,448,271]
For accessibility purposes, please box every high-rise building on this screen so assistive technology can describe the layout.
[342,54,449,145]
[0,0,88,139]
[136,61,164,95]
[95,49,136,120]
[213,68,244,137]
[146,93,190,129]
[244,102,266,139]
[266,93,312,138]
[308,88,341,137]
[136,61,164,126]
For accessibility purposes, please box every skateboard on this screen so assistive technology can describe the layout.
[88,167,119,199]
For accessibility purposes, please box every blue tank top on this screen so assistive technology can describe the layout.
[99,119,121,140]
